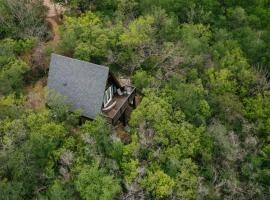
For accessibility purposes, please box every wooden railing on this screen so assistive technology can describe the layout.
[103,86,136,125]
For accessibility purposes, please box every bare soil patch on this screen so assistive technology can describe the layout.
[25,77,47,110]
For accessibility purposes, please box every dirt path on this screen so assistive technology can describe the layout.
[30,0,62,69]
[44,0,64,42]
[25,0,64,110]
[44,0,58,18]
[44,0,65,18]
[47,18,60,42]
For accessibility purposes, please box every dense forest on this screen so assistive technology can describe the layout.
[0,0,270,199]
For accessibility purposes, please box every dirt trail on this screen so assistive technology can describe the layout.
[44,0,59,18]
[44,0,64,42]
[25,0,64,110]
[30,0,62,68]
[48,18,60,42]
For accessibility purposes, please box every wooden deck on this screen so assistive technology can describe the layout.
[102,87,136,125]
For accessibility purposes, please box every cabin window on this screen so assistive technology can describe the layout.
[103,85,113,107]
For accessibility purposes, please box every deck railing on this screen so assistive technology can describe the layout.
[102,86,136,125]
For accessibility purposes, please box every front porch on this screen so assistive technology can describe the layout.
[102,86,136,125]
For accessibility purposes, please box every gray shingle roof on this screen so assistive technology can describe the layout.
[47,53,109,119]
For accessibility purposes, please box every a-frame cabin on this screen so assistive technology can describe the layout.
[47,54,136,125]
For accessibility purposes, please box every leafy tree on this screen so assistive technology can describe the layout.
[47,181,77,200]
[0,94,25,120]
[75,165,120,200]
[180,23,211,65]
[244,92,270,120]
[118,15,156,73]
[0,110,67,198]
[80,117,112,156]
[121,159,139,184]
[212,94,244,127]
[0,180,24,200]
[0,38,36,65]
[150,7,180,42]
[120,15,155,48]
[116,0,138,19]
[138,0,220,23]
[0,38,36,95]
[206,67,237,95]
[227,7,248,28]
[0,59,29,95]
[175,159,198,200]
[59,12,114,63]
[132,70,155,92]
[164,76,211,125]
[141,169,175,199]
[129,91,203,199]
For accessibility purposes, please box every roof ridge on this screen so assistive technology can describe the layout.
[51,53,109,71]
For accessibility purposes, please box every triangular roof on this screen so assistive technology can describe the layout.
[47,54,109,119]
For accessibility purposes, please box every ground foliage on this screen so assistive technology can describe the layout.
[0,0,270,199]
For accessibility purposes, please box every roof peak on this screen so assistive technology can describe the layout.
[51,53,109,71]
